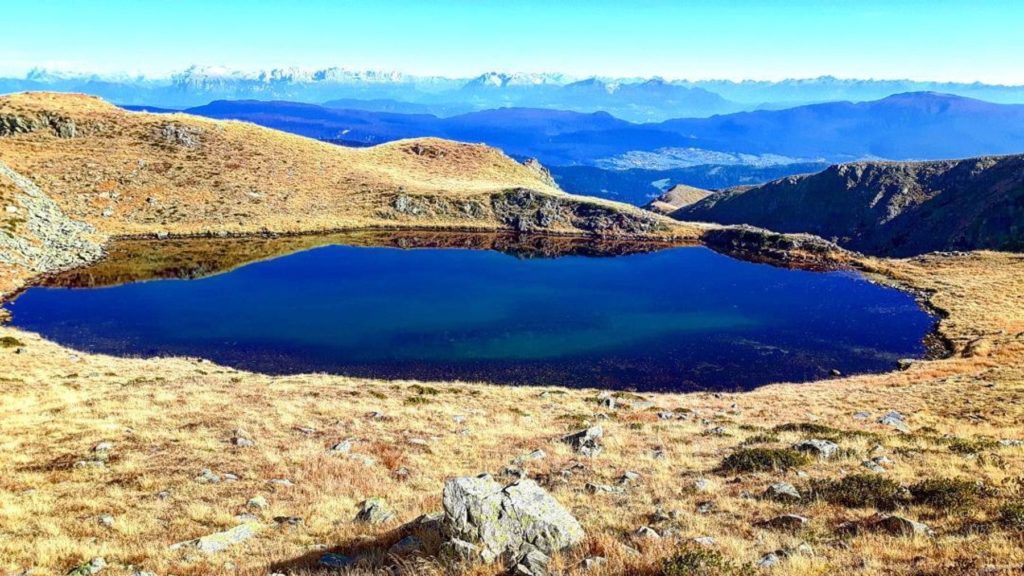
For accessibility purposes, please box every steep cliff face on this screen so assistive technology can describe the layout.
[673,155,1024,256]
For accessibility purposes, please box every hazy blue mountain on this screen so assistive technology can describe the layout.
[653,92,1024,160]
[10,66,1024,121]
[166,92,1024,169]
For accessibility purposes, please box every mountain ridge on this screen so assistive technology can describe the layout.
[671,154,1024,256]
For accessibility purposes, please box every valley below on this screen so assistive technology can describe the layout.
[1,93,1023,576]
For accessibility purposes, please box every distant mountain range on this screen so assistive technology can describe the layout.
[669,155,1024,256]
[8,66,1024,121]
[146,92,1024,167]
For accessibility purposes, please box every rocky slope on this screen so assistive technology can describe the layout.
[672,155,1024,256]
[0,92,690,294]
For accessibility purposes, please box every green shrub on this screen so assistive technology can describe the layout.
[909,478,981,511]
[809,474,907,510]
[718,448,809,473]
[998,501,1024,530]
[740,433,780,446]
[662,547,753,576]
[403,396,430,405]
[0,336,24,348]
[772,422,876,441]
[408,384,440,395]
[945,437,1000,455]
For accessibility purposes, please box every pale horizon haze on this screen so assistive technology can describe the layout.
[2,0,1023,84]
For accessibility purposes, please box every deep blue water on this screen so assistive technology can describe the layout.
[6,244,934,390]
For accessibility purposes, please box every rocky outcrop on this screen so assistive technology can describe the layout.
[674,155,1024,257]
[439,474,584,566]
[0,160,103,279]
[701,225,852,270]
[490,188,667,236]
[384,188,671,237]
[0,112,77,138]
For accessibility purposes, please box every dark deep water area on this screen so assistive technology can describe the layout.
[5,233,935,391]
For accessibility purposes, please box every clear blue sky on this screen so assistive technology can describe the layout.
[2,0,1021,83]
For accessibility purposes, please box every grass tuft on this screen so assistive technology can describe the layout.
[718,448,809,473]
[909,478,981,511]
[808,474,907,510]
[0,336,24,348]
[661,546,753,576]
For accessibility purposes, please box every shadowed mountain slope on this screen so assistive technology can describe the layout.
[673,155,1024,256]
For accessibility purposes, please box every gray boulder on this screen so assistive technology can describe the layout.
[561,426,603,457]
[878,411,911,433]
[793,439,839,459]
[169,522,261,554]
[763,482,801,502]
[867,514,933,537]
[355,497,395,524]
[441,474,584,565]
[756,514,809,531]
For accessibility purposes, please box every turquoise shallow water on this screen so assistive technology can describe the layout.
[6,243,934,390]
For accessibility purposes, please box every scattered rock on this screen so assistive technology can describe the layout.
[853,411,871,421]
[97,514,115,528]
[580,556,607,571]
[441,475,584,564]
[757,514,809,531]
[319,552,358,569]
[704,426,728,436]
[793,439,840,459]
[561,426,603,457]
[355,497,395,524]
[247,496,268,510]
[230,429,255,448]
[195,469,221,484]
[878,411,910,433]
[93,441,114,453]
[692,536,717,547]
[169,522,261,554]
[634,526,660,539]
[268,478,293,488]
[586,482,624,495]
[862,459,885,473]
[693,478,714,492]
[65,557,106,576]
[764,482,801,502]
[999,439,1023,447]
[388,535,424,556]
[599,397,616,409]
[757,552,781,568]
[273,516,303,527]
[867,514,933,537]
[619,471,640,485]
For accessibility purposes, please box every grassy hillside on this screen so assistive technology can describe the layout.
[0,92,693,295]
[673,155,1024,256]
